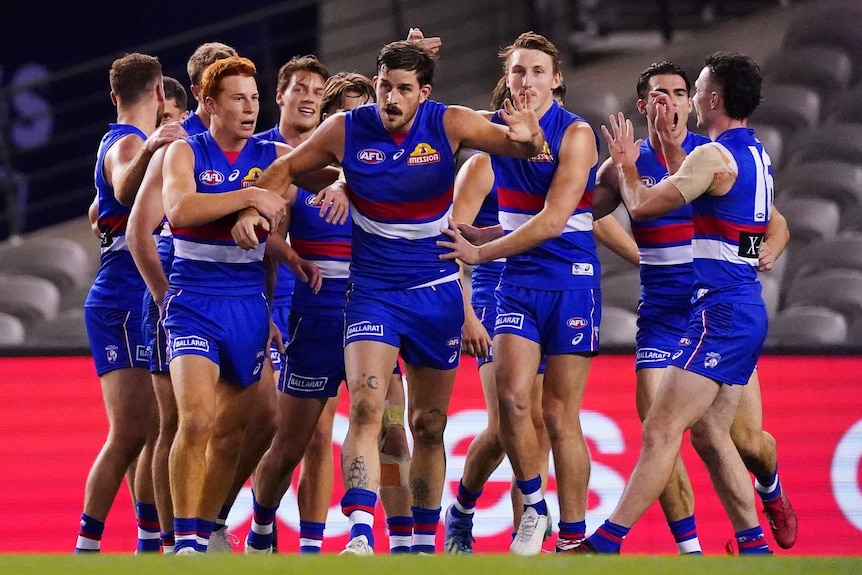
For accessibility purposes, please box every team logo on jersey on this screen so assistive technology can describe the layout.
[738,232,764,259]
[105,345,119,363]
[286,373,328,392]
[495,312,524,330]
[704,351,721,368]
[641,175,657,187]
[199,170,225,186]
[358,149,386,164]
[241,167,265,188]
[407,142,440,166]
[571,263,594,276]
[567,317,588,329]
[529,141,554,162]
[637,347,671,363]
[173,335,210,353]
[346,321,384,339]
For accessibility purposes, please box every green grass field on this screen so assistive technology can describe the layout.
[1,554,859,575]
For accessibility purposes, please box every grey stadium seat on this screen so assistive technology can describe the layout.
[786,237,862,288]
[829,85,862,125]
[783,123,862,166]
[783,4,862,80]
[601,269,641,313]
[0,274,60,325]
[26,308,89,349]
[749,123,784,168]
[749,84,820,141]
[777,161,862,209]
[0,312,26,346]
[766,306,848,347]
[776,197,841,246]
[600,306,638,347]
[784,269,862,322]
[0,237,92,292]
[762,46,853,104]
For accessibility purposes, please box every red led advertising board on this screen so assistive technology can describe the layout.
[1,355,859,554]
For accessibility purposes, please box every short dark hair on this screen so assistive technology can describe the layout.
[499,31,562,75]
[377,40,436,87]
[703,51,763,120]
[109,53,162,105]
[636,61,690,100]
[162,76,188,111]
[200,56,256,102]
[276,54,330,93]
[321,72,375,118]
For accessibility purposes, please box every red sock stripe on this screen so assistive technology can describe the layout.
[597,526,624,544]
[138,518,161,531]
[343,504,375,516]
[674,529,697,541]
[77,530,102,541]
[389,525,413,536]
[414,522,438,534]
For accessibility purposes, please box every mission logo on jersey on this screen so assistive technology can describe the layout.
[407,142,440,166]
[529,141,554,163]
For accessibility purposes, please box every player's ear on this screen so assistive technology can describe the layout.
[419,84,432,103]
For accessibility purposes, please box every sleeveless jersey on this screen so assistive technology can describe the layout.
[492,101,600,290]
[169,131,276,295]
[691,128,773,302]
[254,125,296,306]
[289,188,352,318]
[155,110,212,273]
[341,100,459,290]
[632,132,710,304]
[85,123,147,309]
[471,184,505,302]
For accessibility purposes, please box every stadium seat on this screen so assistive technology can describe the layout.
[759,273,780,319]
[783,269,862,322]
[26,308,89,349]
[749,84,820,141]
[0,312,26,347]
[782,2,862,80]
[600,306,638,347]
[766,305,848,347]
[777,161,862,209]
[0,237,92,292]
[0,274,60,325]
[762,46,853,104]
[828,84,862,125]
[749,123,784,168]
[775,197,841,246]
[601,269,641,312]
[785,236,862,288]
[839,204,862,235]
[783,123,862,165]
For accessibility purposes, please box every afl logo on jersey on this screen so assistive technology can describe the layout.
[304,193,319,207]
[200,170,225,186]
[358,149,386,164]
[641,175,657,187]
[567,317,588,329]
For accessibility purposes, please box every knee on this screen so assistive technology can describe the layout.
[497,388,530,421]
[690,425,720,463]
[176,411,214,445]
[349,395,383,428]
[410,409,447,446]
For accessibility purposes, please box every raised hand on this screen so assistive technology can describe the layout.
[601,112,642,168]
[499,90,541,145]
